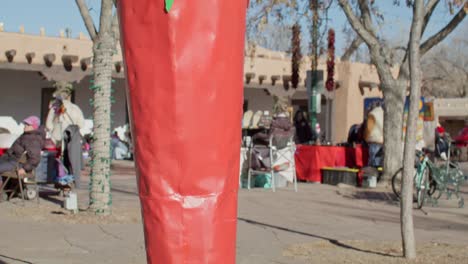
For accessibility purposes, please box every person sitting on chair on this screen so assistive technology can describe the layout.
[0,116,45,178]
[251,103,294,170]
[111,132,129,160]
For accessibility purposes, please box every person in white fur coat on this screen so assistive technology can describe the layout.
[364,104,384,167]
[46,85,85,146]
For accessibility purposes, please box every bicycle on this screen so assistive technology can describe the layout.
[392,149,432,209]
[392,141,465,209]
[426,140,465,208]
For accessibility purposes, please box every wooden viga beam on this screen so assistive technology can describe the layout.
[115,61,123,73]
[62,55,79,72]
[245,72,255,84]
[5,50,16,63]
[80,57,92,71]
[25,52,35,64]
[271,75,280,86]
[43,54,56,67]
[282,75,291,90]
[258,75,267,85]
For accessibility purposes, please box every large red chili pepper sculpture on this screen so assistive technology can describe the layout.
[118,1,248,263]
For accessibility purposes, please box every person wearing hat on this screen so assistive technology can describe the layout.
[435,123,449,160]
[45,82,85,145]
[251,100,295,170]
[0,116,45,177]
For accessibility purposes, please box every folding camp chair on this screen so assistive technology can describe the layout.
[0,152,39,205]
[247,135,298,192]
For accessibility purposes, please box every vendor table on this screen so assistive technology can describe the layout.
[294,145,368,182]
[0,147,60,156]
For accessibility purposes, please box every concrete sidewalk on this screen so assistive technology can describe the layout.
[0,161,467,264]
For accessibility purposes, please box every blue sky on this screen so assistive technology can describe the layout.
[0,0,465,55]
[1,0,101,37]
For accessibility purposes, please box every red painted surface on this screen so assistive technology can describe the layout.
[295,145,368,182]
[0,148,60,157]
[455,127,468,147]
[118,1,248,263]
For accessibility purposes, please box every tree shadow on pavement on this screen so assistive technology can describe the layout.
[0,254,33,264]
[351,191,398,204]
[238,217,399,258]
[39,190,63,207]
[111,187,138,196]
[338,188,398,206]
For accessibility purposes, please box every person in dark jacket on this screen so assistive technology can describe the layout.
[63,124,83,188]
[251,105,295,170]
[253,113,294,147]
[294,110,313,144]
[0,116,45,177]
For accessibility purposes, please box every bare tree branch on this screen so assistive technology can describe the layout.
[399,0,439,71]
[341,36,363,61]
[420,6,466,55]
[433,57,468,73]
[358,0,377,36]
[337,0,380,48]
[339,0,397,87]
[400,0,439,68]
[422,0,440,35]
[394,46,407,51]
[340,0,377,62]
[75,0,98,40]
[100,0,114,35]
[399,2,465,81]
[112,0,120,41]
[422,36,468,98]
[394,0,440,70]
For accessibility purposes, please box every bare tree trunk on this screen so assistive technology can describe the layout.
[88,34,115,215]
[337,0,466,259]
[464,79,468,97]
[76,0,117,215]
[381,81,406,184]
[401,0,424,259]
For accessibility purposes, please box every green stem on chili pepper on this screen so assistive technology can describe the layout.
[165,0,174,12]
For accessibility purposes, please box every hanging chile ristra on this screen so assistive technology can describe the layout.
[291,23,302,89]
[326,28,335,92]
[165,0,174,12]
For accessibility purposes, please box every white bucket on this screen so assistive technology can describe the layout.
[363,176,377,188]
[64,192,78,213]
[368,176,377,188]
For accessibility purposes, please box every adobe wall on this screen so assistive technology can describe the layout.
[0,69,128,129]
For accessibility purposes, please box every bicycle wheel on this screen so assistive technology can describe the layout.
[416,189,426,209]
[427,169,437,196]
[392,168,403,199]
[428,179,441,198]
[416,168,429,209]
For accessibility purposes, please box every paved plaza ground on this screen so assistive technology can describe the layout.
[0,161,467,264]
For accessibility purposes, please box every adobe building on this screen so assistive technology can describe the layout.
[433,98,468,141]
[0,27,388,143]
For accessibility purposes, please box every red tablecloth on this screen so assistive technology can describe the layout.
[295,145,368,182]
[0,147,61,157]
